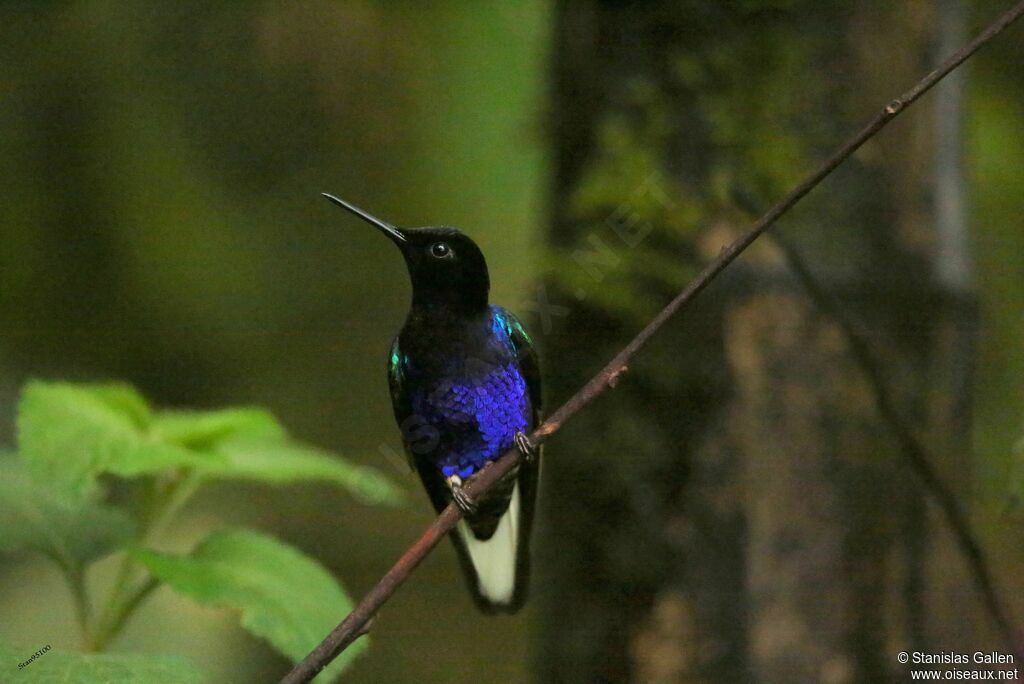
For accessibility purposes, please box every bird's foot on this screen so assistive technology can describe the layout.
[514,431,537,463]
[446,475,478,515]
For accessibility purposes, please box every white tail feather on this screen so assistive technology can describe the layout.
[456,482,520,606]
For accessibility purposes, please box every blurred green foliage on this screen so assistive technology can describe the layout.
[1,380,398,681]
[969,0,1024,504]
[134,530,364,680]
[0,460,135,570]
[0,642,203,683]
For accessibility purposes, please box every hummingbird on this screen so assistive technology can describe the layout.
[323,193,542,613]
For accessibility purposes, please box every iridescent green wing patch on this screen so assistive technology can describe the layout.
[492,306,543,420]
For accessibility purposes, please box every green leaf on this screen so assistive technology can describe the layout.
[132,530,364,680]
[151,408,286,449]
[17,381,215,499]
[201,437,404,506]
[15,380,394,508]
[86,383,153,429]
[0,460,135,569]
[0,642,201,683]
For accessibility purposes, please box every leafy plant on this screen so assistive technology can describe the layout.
[0,380,402,681]
[0,642,203,683]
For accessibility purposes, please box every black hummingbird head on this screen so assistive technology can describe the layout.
[323,193,490,314]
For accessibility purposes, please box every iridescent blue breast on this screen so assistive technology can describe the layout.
[410,359,531,478]
[390,308,533,479]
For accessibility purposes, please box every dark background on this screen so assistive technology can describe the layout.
[0,1,1022,682]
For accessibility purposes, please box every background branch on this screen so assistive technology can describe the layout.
[771,231,1016,656]
[281,2,1024,681]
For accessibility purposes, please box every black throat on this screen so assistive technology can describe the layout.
[400,298,496,369]
[410,281,489,318]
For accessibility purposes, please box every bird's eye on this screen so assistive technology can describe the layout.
[430,242,452,259]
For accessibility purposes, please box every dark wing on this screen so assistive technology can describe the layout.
[491,305,543,612]
[386,336,417,471]
[496,307,543,424]
[386,336,409,419]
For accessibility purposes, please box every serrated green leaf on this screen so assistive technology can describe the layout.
[0,642,201,683]
[200,437,403,506]
[0,460,135,569]
[132,530,363,681]
[151,407,286,449]
[16,380,398,508]
[17,381,217,499]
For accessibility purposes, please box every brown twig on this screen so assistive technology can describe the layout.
[281,3,1024,681]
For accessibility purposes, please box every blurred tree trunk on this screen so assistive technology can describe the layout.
[537,1,980,682]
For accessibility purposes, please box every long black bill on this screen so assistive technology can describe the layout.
[322,193,407,244]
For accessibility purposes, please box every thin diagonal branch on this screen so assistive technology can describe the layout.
[281,3,1024,681]
[771,231,1016,655]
